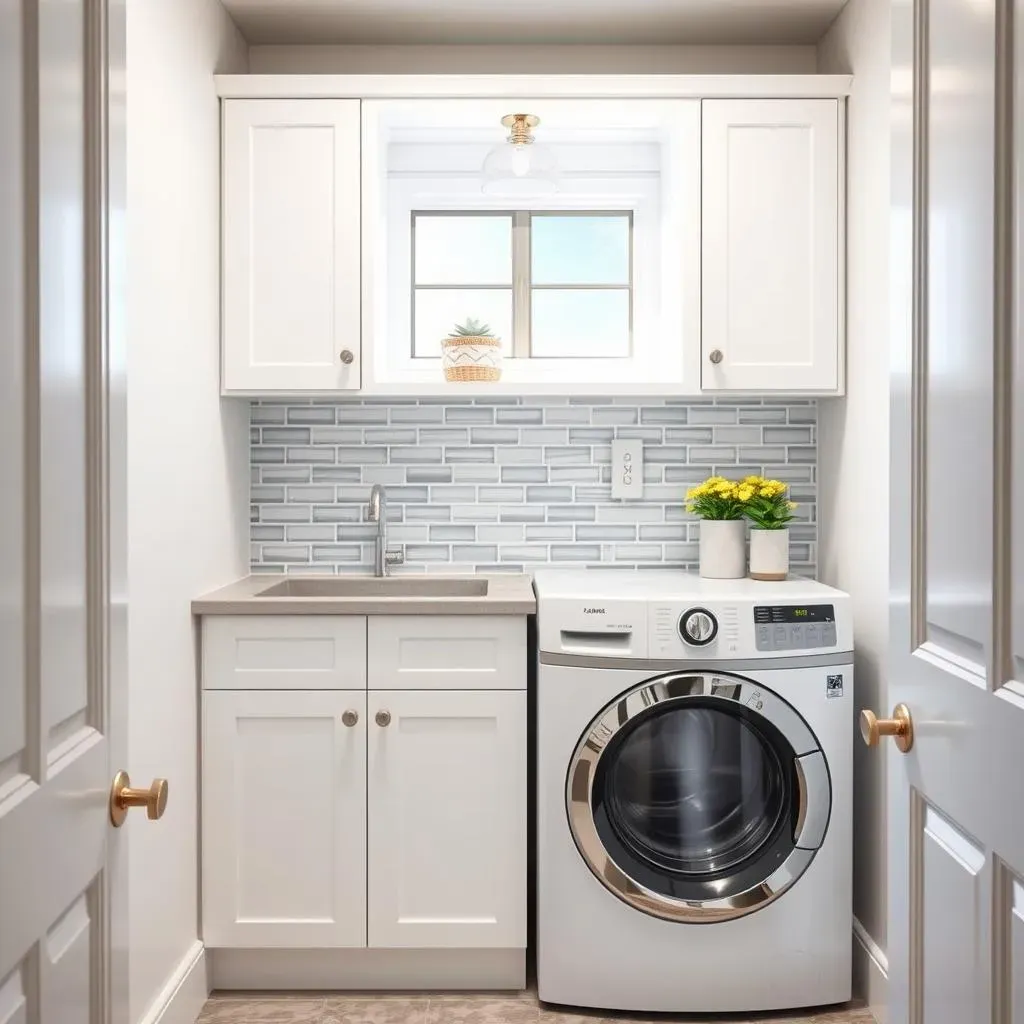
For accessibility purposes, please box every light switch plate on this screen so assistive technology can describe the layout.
[611,440,644,500]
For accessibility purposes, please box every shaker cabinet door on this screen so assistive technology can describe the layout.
[222,99,361,392]
[202,689,367,947]
[701,98,842,393]
[367,689,527,949]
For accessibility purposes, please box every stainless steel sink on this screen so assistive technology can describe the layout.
[254,577,489,599]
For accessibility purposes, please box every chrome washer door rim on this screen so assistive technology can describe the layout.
[566,671,829,923]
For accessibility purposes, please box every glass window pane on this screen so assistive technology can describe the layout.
[414,215,512,285]
[413,288,513,358]
[531,214,630,285]
[531,289,630,358]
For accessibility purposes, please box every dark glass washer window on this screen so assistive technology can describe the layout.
[591,697,799,903]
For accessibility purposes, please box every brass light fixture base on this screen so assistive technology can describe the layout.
[501,113,540,145]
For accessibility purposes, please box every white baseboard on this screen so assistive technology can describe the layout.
[136,941,209,1024]
[208,948,526,992]
[852,918,888,1024]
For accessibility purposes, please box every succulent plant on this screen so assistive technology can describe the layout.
[448,318,495,338]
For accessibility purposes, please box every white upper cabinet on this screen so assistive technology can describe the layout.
[222,99,362,393]
[701,99,842,393]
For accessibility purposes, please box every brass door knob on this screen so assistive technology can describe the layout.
[109,771,168,827]
[375,709,392,728]
[342,709,359,727]
[339,349,355,365]
[709,349,724,365]
[860,704,914,754]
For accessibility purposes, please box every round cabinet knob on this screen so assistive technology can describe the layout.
[709,349,724,365]
[375,709,392,728]
[109,771,169,828]
[339,349,355,365]
[860,704,914,754]
[341,709,359,728]
[679,607,718,647]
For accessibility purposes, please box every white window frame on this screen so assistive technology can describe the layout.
[362,98,701,394]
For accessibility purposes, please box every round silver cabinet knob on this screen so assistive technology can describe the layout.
[375,709,392,728]
[341,709,359,727]
[339,349,355,365]
[709,349,724,365]
[679,607,719,647]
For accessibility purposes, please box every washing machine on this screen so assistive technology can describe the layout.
[535,569,853,1014]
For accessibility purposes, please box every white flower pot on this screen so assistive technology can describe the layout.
[441,336,503,382]
[698,519,747,579]
[749,528,790,581]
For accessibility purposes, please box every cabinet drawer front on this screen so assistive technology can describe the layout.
[367,689,527,949]
[203,615,367,689]
[202,690,367,948]
[368,616,526,690]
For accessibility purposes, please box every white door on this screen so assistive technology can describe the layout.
[221,98,362,394]
[701,98,841,393]
[0,1,129,1022]
[367,690,527,949]
[883,0,1024,1020]
[202,690,367,948]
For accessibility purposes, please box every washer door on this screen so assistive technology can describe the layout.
[566,671,830,923]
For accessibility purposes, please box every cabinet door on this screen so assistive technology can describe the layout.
[222,99,361,392]
[702,99,841,392]
[367,690,527,949]
[203,690,367,947]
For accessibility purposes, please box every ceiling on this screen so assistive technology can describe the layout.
[222,0,849,46]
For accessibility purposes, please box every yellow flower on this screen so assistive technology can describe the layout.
[737,486,754,501]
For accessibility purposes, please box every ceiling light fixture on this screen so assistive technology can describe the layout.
[481,113,559,197]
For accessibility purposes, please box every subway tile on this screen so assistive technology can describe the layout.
[390,405,445,423]
[689,446,736,464]
[787,404,818,423]
[390,446,444,463]
[645,446,690,463]
[577,525,637,542]
[738,446,788,463]
[252,525,285,542]
[363,428,417,444]
[597,505,663,523]
[575,486,613,502]
[664,465,711,484]
[544,446,591,465]
[591,406,639,425]
[287,446,337,464]
[640,407,687,423]
[260,544,310,563]
[380,486,431,503]
[615,427,665,442]
[252,485,285,503]
[337,524,380,541]
[251,405,287,425]
[335,406,389,424]
[551,544,602,561]
[499,545,549,562]
[787,446,818,463]
[526,524,574,542]
[453,464,500,483]
[311,466,362,483]
[478,524,527,543]
[479,486,525,503]
[419,428,470,445]
[286,405,336,425]
[453,504,500,522]
[445,406,494,424]
[663,428,714,444]
[444,447,496,463]
[498,505,547,523]
[685,406,738,424]
[569,427,615,444]
[494,407,543,424]
[312,505,362,523]
[286,525,336,543]
[543,406,591,424]
[260,464,312,483]
[613,544,663,561]
[765,426,814,444]
[452,545,499,562]
[361,466,406,485]
[470,427,520,444]
[521,427,570,445]
[638,524,689,542]
[406,505,453,522]
[664,543,701,562]
[501,466,549,483]
[286,485,336,504]
[548,505,597,522]
[252,446,285,464]
[310,427,362,445]
[406,466,453,484]
[428,525,478,543]
[550,465,601,483]
[337,485,372,503]
[260,505,312,523]
[496,446,545,465]
[429,486,478,504]
[738,406,788,424]
[310,545,365,563]
[526,485,573,503]
[387,525,430,544]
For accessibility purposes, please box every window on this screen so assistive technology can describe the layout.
[411,211,633,359]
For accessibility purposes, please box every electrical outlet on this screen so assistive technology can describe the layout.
[611,440,644,500]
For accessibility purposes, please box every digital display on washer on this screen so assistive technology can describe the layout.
[754,604,835,624]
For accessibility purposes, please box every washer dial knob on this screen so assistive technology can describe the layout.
[679,607,718,646]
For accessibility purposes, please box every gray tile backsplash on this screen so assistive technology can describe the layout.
[250,398,817,576]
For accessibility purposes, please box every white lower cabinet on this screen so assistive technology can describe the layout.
[367,689,527,949]
[203,690,368,948]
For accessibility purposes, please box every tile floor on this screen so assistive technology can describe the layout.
[197,990,875,1024]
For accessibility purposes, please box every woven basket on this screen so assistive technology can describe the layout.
[441,335,502,383]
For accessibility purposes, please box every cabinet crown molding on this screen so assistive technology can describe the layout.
[214,74,853,100]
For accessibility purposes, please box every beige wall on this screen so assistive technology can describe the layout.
[247,43,818,74]
[816,0,891,1016]
[126,2,249,1021]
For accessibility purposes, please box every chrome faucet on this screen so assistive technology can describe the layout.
[367,485,401,576]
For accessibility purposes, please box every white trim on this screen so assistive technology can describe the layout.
[207,948,525,991]
[852,918,888,1024]
[134,942,209,1024]
[215,74,853,100]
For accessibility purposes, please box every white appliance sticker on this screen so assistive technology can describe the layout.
[826,674,844,699]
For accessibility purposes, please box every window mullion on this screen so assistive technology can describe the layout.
[511,211,531,359]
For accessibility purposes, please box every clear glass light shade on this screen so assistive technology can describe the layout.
[481,140,559,197]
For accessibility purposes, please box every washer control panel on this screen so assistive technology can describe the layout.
[754,604,837,652]
[679,607,718,646]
